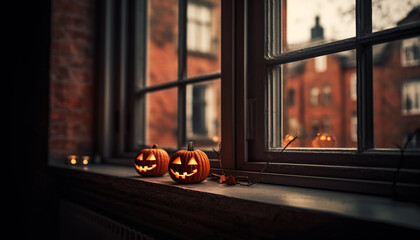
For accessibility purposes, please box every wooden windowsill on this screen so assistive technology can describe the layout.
[49,162,420,238]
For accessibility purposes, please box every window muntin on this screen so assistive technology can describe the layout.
[266,0,420,151]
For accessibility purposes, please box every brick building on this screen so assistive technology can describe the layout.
[284,8,420,148]
[146,0,221,149]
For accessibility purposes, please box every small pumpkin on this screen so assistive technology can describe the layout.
[134,144,169,177]
[312,133,337,148]
[168,141,210,184]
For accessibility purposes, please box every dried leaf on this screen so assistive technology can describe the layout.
[219,174,226,183]
[225,175,237,185]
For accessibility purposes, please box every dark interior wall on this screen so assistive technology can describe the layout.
[11,0,56,239]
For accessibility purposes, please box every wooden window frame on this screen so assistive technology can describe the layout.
[220,0,420,200]
[97,0,221,164]
[96,0,419,200]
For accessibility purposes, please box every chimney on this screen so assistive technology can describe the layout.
[311,16,324,41]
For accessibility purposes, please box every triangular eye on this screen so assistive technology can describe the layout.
[173,156,182,165]
[188,157,198,165]
[137,153,143,161]
[147,154,156,161]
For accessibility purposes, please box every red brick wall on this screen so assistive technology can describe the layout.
[49,0,95,162]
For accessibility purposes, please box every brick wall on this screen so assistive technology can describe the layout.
[49,0,95,162]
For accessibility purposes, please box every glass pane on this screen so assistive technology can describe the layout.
[185,79,221,150]
[187,0,221,78]
[279,0,355,53]
[146,88,178,149]
[372,0,420,32]
[147,0,178,86]
[271,50,357,148]
[373,37,420,149]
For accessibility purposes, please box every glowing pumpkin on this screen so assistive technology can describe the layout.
[134,144,169,177]
[168,142,210,184]
[312,133,337,148]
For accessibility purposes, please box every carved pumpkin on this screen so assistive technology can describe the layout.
[312,133,337,148]
[168,142,210,184]
[134,144,169,177]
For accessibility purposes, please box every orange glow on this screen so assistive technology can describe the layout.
[147,154,156,161]
[188,157,198,165]
[137,153,143,161]
[312,133,337,147]
[82,156,89,165]
[170,168,198,179]
[70,159,77,165]
[173,156,182,165]
[134,164,157,172]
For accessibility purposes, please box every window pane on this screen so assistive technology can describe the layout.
[145,88,178,149]
[279,0,355,54]
[372,0,420,32]
[146,0,178,87]
[186,79,221,150]
[373,37,420,149]
[187,0,221,78]
[270,50,357,149]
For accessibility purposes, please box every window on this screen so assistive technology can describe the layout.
[350,73,357,101]
[242,0,419,197]
[315,55,327,72]
[401,36,420,66]
[97,0,221,162]
[309,87,319,106]
[187,1,215,54]
[402,79,420,115]
[321,85,331,105]
[97,0,419,200]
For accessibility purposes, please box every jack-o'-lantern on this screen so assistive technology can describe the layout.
[134,144,169,177]
[283,134,298,147]
[168,142,210,184]
[312,133,337,148]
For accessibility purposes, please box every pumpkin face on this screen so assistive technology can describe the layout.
[168,142,210,184]
[134,144,169,177]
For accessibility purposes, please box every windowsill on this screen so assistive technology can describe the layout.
[49,162,420,237]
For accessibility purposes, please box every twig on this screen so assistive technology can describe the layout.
[392,128,419,199]
[237,136,298,186]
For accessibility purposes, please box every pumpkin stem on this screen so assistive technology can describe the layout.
[187,141,195,151]
[152,144,158,149]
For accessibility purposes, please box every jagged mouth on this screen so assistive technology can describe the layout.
[135,164,157,172]
[170,168,197,179]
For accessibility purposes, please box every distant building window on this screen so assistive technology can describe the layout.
[315,55,327,72]
[402,79,420,115]
[350,73,357,101]
[322,85,331,105]
[351,113,357,142]
[401,37,420,67]
[287,88,295,106]
[186,82,218,140]
[310,87,319,106]
[187,2,213,54]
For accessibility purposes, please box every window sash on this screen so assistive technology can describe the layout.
[225,0,420,198]
[99,0,221,159]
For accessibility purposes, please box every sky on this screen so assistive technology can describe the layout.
[286,0,420,44]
